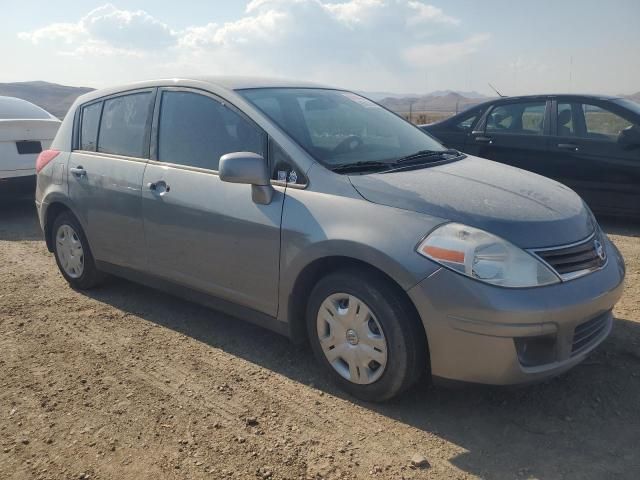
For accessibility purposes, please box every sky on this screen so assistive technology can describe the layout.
[1,0,639,96]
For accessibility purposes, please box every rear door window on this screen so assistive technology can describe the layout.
[98,92,153,158]
[582,103,632,140]
[486,102,546,135]
[557,102,634,141]
[80,102,102,151]
[157,91,265,171]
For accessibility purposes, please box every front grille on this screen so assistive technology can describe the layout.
[571,313,609,355]
[533,233,606,279]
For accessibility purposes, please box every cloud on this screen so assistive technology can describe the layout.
[176,0,477,72]
[82,4,175,50]
[19,3,176,56]
[403,33,491,67]
[18,1,490,88]
[18,22,84,45]
[508,57,548,74]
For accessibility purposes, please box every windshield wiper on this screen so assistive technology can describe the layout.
[393,149,462,165]
[331,161,392,173]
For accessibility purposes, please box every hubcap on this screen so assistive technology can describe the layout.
[316,293,388,385]
[55,224,84,279]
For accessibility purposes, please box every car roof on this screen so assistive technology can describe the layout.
[440,93,627,121]
[0,96,58,120]
[190,76,332,90]
[475,93,623,107]
[74,76,336,106]
[517,93,618,100]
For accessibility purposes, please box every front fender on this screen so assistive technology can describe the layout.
[277,186,444,324]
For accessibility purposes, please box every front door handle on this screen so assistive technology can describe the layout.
[557,143,579,151]
[474,136,493,144]
[70,166,86,177]
[147,180,170,195]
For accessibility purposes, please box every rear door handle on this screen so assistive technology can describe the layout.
[474,136,493,144]
[70,166,86,177]
[557,143,579,151]
[147,180,170,195]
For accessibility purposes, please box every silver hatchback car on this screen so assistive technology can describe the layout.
[35,77,625,401]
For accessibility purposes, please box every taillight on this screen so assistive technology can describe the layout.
[35,149,60,173]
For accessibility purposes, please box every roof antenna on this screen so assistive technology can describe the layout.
[488,83,506,98]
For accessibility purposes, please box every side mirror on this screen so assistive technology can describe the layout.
[219,152,274,205]
[618,126,640,148]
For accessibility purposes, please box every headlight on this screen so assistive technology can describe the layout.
[417,223,560,287]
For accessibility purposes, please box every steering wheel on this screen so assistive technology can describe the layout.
[333,135,363,154]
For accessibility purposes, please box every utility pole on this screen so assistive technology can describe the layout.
[409,99,416,124]
[569,55,573,92]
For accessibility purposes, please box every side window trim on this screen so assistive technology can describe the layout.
[150,86,268,173]
[142,88,158,160]
[543,99,552,136]
[73,87,156,159]
[550,99,558,136]
[94,102,104,152]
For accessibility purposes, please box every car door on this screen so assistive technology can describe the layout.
[68,89,155,270]
[141,88,285,317]
[467,100,551,173]
[546,98,640,216]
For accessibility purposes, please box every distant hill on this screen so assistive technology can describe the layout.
[0,81,93,119]
[358,91,422,101]
[427,89,487,99]
[362,89,487,103]
[379,91,491,114]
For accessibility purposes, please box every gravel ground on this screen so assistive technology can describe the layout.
[1,201,639,480]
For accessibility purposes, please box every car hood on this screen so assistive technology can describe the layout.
[348,156,595,249]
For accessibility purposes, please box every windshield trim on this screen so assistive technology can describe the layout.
[237,87,449,174]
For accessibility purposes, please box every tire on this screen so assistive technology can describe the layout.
[306,268,427,402]
[51,211,105,290]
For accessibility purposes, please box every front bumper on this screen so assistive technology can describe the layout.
[407,236,625,385]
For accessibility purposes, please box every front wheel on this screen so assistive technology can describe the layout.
[306,269,427,402]
[52,211,105,289]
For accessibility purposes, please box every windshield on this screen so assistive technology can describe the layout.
[238,88,446,168]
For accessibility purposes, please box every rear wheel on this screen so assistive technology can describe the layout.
[52,211,105,289]
[306,269,426,402]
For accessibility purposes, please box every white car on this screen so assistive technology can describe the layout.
[1,96,60,199]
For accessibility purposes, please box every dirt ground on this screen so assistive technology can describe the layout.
[1,201,639,480]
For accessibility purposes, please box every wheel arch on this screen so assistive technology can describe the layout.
[43,201,75,252]
[285,255,429,359]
